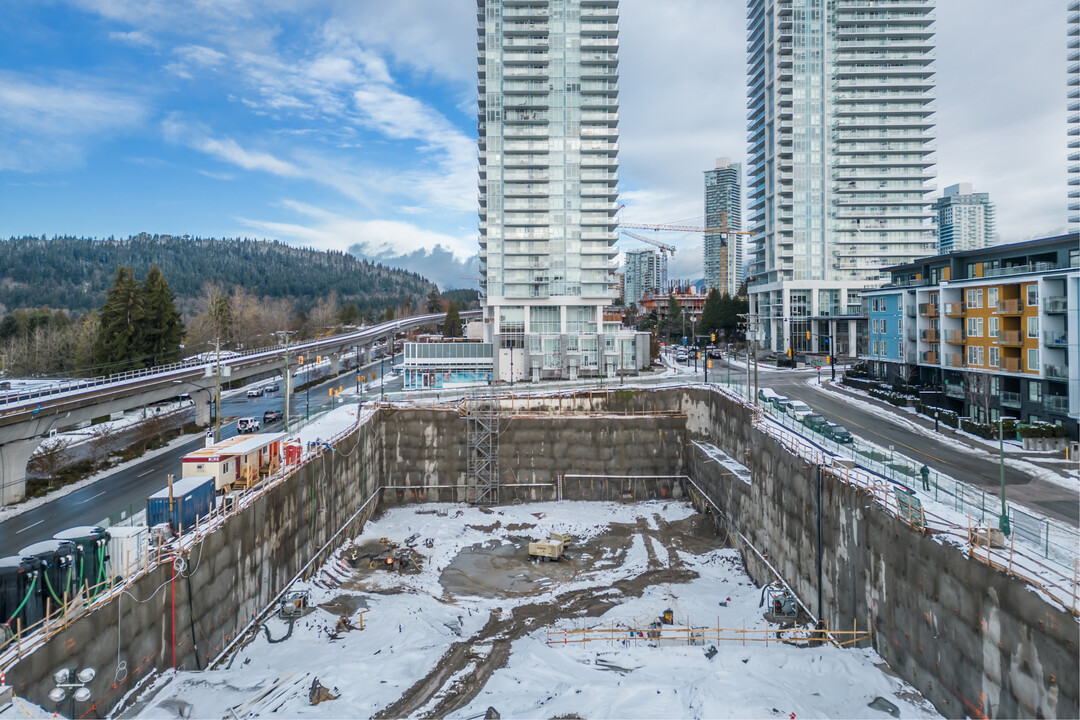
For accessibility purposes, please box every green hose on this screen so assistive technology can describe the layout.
[5,575,37,627]
[42,566,64,605]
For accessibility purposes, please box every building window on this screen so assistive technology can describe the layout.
[1027,347,1039,372]
[987,287,998,309]
[1027,316,1039,339]
[1026,284,1038,306]
[990,376,1000,395]
[871,298,879,312]
[988,316,998,339]
[967,345,983,366]
[1028,380,1042,403]
[966,317,983,338]
[988,346,999,368]
[965,288,982,308]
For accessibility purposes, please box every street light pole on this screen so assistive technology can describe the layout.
[999,415,1011,536]
[213,337,222,443]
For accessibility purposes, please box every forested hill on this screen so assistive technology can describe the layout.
[0,235,434,315]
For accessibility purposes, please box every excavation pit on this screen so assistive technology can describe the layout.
[439,537,578,598]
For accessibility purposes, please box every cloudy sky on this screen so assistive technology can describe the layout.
[0,0,1069,289]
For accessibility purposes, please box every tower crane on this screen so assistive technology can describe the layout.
[619,212,754,239]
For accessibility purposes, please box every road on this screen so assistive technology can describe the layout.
[735,359,1078,525]
[0,357,401,553]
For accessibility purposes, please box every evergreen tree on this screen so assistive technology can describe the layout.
[94,267,144,371]
[697,289,723,337]
[139,265,184,365]
[659,294,685,342]
[443,302,462,338]
[426,287,444,314]
[337,303,362,326]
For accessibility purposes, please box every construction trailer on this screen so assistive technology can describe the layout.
[105,526,149,579]
[181,432,286,493]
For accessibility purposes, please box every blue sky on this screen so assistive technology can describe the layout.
[0,1,1069,290]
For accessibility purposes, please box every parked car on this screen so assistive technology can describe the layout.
[246,387,264,398]
[801,413,827,432]
[262,409,283,424]
[758,387,784,404]
[780,400,813,419]
[823,422,853,444]
[236,417,261,433]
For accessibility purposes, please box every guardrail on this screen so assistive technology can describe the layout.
[733,385,1079,616]
[0,311,477,411]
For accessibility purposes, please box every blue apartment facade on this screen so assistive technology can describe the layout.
[865,291,906,366]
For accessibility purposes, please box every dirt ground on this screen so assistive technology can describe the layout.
[350,509,729,719]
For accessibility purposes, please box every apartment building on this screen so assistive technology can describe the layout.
[745,0,938,357]
[405,0,647,389]
[704,158,743,296]
[862,234,1079,434]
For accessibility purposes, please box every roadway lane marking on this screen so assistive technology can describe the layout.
[78,491,107,504]
[137,468,156,477]
[15,519,44,534]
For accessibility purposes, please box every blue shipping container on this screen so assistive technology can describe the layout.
[147,476,215,532]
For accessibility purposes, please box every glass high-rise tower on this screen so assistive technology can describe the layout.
[477,0,643,381]
[704,158,743,296]
[745,0,937,356]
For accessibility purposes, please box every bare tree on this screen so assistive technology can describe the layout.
[87,423,121,470]
[964,371,993,425]
[27,438,73,490]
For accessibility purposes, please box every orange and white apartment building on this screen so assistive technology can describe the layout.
[862,234,1079,435]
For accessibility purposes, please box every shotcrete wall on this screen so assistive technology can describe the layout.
[5,389,1076,720]
[4,412,383,716]
[376,406,686,504]
[655,386,1076,720]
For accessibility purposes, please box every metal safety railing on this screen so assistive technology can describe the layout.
[754,396,1080,569]
[716,385,1080,617]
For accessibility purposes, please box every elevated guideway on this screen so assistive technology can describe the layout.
[0,311,477,504]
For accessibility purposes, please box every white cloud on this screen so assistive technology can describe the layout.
[0,71,148,171]
[238,199,475,262]
[108,30,155,48]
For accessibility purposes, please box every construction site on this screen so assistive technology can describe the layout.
[1,385,1077,719]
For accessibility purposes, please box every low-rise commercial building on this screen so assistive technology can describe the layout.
[862,234,1079,434]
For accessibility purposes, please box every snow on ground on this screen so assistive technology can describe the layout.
[130,501,939,720]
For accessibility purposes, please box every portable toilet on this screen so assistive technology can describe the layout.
[54,526,111,596]
[19,539,78,612]
[0,555,40,631]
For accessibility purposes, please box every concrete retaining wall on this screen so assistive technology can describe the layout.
[376,406,686,504]
[6,389,1076,720]
[4,412,383,716]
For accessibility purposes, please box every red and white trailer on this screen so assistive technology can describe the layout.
[181,432,286,493]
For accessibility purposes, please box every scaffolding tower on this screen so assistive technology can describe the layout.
[465,391,500,505]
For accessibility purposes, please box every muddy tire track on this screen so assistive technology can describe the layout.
[377,563,699,719]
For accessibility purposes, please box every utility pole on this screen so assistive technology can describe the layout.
[274,331,296,434]
[999,415,1011,536]
[213,337,222,442]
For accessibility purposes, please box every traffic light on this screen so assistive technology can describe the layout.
[806,330,811,340]
[711,333,716,343]
[826,355,831,365]
[317,355,322,363]
[787,348,792,357]
[298,355,304,365]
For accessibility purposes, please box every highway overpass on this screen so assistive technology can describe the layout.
[0,310,477,504]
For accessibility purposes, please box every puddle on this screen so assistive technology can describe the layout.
[439,537,577,598]
[319,593,370,617]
